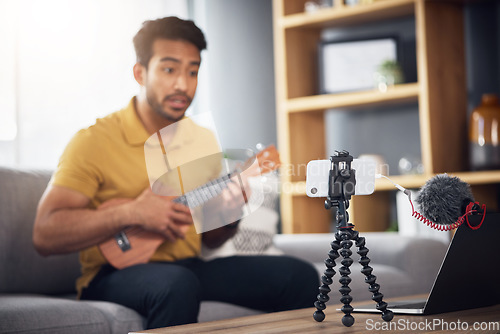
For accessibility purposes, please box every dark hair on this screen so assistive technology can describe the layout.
[133,16,207,68]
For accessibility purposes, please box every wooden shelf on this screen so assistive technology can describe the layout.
[279,0,416,30]
[284,170,500,196]
[273,0,485,233]
[377,170,500,190]
[286,83,419,113]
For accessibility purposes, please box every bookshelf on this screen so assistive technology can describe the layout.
[272,0,500,233]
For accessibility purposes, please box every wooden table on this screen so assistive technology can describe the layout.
[130,297,500,334]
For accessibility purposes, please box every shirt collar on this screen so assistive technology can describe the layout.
[119,97,151,146]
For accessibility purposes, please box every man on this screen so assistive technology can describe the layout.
[33,16,319,329]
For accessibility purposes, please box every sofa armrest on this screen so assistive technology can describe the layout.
[273,232,448,283]
[273,233,337,264]
[355,232,448,281]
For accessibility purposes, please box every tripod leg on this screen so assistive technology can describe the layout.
[353,230,394,322]
[313,236,340,322]
[338,229,355,327]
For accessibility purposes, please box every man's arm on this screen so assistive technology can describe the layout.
[33,185,193,256]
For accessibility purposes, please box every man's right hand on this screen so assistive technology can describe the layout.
[103,189,193,243]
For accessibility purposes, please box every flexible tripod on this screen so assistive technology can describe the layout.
[312,151,394,327]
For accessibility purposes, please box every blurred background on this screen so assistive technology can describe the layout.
[1,0,499,175]
[0,0,276,169]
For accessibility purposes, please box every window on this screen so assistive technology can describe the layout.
[0,0,188,168]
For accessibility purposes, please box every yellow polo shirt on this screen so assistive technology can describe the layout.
[51,97,221,297]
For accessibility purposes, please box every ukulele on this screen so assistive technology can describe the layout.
[98,145,280,269]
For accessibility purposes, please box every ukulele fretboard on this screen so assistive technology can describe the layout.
[173,173,236,208]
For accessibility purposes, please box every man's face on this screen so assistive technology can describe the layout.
[143,39,201,123]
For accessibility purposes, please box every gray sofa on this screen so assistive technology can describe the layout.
[0,166,449,333]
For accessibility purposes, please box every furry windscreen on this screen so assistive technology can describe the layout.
[415,174,474,225]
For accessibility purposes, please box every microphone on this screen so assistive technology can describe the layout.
[410,173,486,230]
[415,174,474,225]
[378,173,486,231]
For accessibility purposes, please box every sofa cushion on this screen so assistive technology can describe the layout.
[0,294,110,334]
[0,167,81,295]
[81,300,145,333]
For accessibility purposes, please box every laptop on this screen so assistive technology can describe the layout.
[352,212,500,315]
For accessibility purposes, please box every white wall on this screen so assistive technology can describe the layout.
[192,0,276,153]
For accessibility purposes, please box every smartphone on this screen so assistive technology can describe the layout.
[306,158,376,197]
